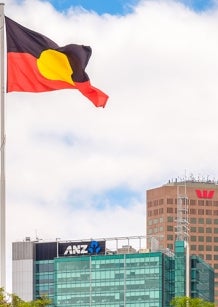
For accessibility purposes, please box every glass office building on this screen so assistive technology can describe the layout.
[12,236,214,307]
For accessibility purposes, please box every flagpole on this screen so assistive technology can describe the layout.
[0,2,6,290]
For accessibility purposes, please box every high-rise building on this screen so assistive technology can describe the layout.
[146,178,218,305]
[12,235,214,307]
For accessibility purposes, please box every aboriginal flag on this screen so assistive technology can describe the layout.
[5,16,108,107]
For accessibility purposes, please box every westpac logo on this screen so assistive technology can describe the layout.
[195,189,215,199]
[63,240,101,256]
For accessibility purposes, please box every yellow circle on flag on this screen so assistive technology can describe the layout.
[37,49,75,85]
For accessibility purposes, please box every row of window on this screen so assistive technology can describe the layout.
[56,296,160,307]
[148,226,218,235]
[166,235,218,242]
[148,216,218,225]
[147,199,218,207]
[148,208,218,216]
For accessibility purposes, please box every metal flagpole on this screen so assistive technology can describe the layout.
[0,2,6,289]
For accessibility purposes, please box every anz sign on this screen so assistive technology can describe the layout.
[61,240,105,256]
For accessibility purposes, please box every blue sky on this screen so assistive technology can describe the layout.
[43,0,139,14]
[44,0,215,13]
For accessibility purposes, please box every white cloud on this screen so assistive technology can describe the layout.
[3,0,218,291]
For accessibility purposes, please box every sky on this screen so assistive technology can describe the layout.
[3,0,218,291]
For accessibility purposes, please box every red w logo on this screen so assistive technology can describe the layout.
[195,190,215,199]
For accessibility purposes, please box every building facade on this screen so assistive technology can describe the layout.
[146,179,218,305]
[12,236,214,307]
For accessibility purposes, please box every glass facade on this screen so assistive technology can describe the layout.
[35,260,54,301]
[54,252,173,307]
[191,256,214,301]
[174,241,187,297]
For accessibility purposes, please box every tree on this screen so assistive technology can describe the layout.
[170,296,215,307]
[0,288,51,307]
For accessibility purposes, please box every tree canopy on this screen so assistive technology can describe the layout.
[170,296,215,307]
[0,288,51,307]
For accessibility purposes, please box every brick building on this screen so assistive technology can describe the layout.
[146,179,218,304]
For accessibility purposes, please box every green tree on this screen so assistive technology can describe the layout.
[170,296,215,307]
[0,288,10,307]
[0,288,51,307]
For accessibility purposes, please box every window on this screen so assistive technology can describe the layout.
[167,198,173,204]
[154,200,158,206]
[167,244,173,250]
[190,199,196,206]
[214,237,218,242]
[159,208,164,214]
[198,209,204,215]
[190,227,196,232]
[206,254,212,260]
[214,228,218,234]
[214,210,218,215]
[206,227,212,233]
[190,245,196,251]
[215,219,218,224]
[198,236,204,242]
[198,245,204,251]
[148,210,152,217]
[167,226,173,231]
[206,210,212,215]
[198,227,204,233]
[167,207,173,213]
[190,209,196,214]
[190,218,196,224]
[206,218,212,224]
[190,236,196,242]
[167,235,173,240]
[153,209,158,215]
[159,199,164,205]
[167,216,173,222]
[206,200,212,206]
[206,236,212,242]
[153,218,159,224]
[206,245,212,251]
[198,218,204,224]
[198,200,204,206]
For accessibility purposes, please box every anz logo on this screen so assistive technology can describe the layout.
[63,240,101,256]
[195,189,215,199]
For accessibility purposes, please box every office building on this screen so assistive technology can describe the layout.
[146,178,218,305]
[12,235,214,307]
